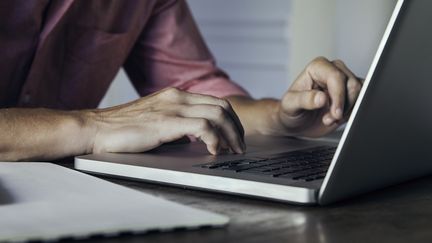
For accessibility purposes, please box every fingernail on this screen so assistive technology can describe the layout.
[324,117,333,125]
[314,93,323,106]
[237,145,245,154]
[335,108,343,119]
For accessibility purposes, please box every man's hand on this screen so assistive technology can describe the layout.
[277,57,363,137]
[227,57,363,138]
[86,88,246,155]
[0,88,245,161]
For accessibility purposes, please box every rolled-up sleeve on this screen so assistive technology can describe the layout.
[123,0,249,98]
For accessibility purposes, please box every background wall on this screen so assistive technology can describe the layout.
[187,0,292,99]
[99,0,397,108]
[290,0,397,82]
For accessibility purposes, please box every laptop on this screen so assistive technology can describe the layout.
[75,0,432,205]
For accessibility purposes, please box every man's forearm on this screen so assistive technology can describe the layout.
[0,108,94,161]
[226,96,284,136]
[0,88,249,161]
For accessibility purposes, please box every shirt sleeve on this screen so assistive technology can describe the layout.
[123,0,250,98]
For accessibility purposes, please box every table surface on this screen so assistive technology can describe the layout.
[63,168,432,243]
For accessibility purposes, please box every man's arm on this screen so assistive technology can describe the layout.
[124,0,249,100]
[0,57,362,162]
[0,88,246,161]
[0,108,93,161]
[225,96,281,136]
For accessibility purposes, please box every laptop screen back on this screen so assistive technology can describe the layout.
[320,0,432,204]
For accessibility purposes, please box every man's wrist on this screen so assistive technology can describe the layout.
[227,96,289,136]
[70,109,99,155]
[258,99,294,136]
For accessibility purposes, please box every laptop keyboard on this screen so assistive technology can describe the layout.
[197,146,336,182]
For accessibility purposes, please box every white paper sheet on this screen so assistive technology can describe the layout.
[0,163,228,242]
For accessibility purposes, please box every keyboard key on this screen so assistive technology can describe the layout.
[242,169,276,176]
[222,164,263,172]
[199,159,259,169]
[272,168,305,176]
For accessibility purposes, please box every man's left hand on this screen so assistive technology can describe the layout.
[276,57,363,137]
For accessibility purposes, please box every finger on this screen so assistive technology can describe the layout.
[187,94,244,141]
[306,57,348,120]
[198,130,231,154]
[164,89,245,141]
[176,104,245,154]
[322,112,335,126]
[158,117,223,155]
[282,90,328,116]
[332,60,363,114]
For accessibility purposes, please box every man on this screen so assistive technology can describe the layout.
[0,0,362,161]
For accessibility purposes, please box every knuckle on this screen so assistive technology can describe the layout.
[211,106,227,119]
[307,56,328,72]
[348,80,362,93]
[332,59,345,66]
[331,70,347,83]
[196,118,213,132]
[161,87,181,100]
[218,98,231,110]
[311,56,328,65]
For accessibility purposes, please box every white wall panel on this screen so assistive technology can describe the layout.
[188,0,292,99]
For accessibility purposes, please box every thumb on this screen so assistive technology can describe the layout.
[281,90,327,115]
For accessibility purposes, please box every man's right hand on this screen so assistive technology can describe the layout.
[85,88,246,155]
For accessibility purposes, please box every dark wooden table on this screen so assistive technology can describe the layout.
[64,169,432,243]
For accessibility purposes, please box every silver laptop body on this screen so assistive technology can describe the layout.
[75,0,432,205]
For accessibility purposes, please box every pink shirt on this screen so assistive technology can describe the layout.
[0,0,249,110]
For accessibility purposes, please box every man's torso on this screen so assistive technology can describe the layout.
[0,0,158,109]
